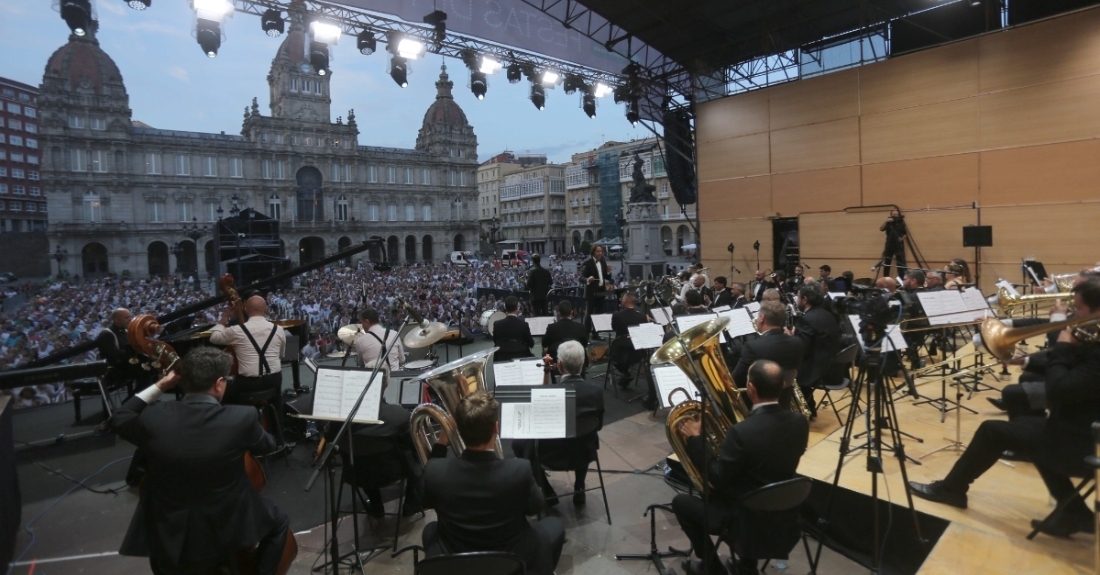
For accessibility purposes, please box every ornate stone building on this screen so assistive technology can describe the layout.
[40,13,478,278]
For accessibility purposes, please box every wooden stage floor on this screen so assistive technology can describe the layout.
[798,342,1095,575]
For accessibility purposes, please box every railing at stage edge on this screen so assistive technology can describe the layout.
[10,240,381,372]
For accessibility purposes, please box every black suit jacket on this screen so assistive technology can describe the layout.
[527,266,553,300]
[493,315,535,361]
[532,375,605,468]
[1041,343,1100,476]
[111,394,280,572]
[794,306,841,388]
[581,258,611,299]
[710,289,734,310]
[731,295,748,309]
[541,318,589,358]
[422,449,547,570]
[611,307,647,337]
[751,281,777,302]
[339,402,419,486]
[732,329,805,389]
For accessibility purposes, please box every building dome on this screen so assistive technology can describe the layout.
[42,25,125,96]
[421,65,468,128]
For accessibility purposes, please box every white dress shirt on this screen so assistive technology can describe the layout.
[209,316,286,377]
[353,324,404,371]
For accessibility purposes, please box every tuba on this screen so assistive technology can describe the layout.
[409,347,501,464]
[652,317,750,492]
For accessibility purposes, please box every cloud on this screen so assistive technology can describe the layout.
[168,65,190,83]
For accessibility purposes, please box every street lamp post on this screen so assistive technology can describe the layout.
[181,217,208,277]
[52,246,68,278]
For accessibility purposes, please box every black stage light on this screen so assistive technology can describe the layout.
[390,56,409,88]
[461,50,478,70]
[563,74,583,95]
[61,0,92,36]
[625,98,640,126]
[196,18,221,58]
[507,63,522,84]
[530,83,546,111]
[127,0,151,10]
[357,31,376,55]
[583,92,596,118]
[310,41,329,75]
[423,10,447,46]
[470,71,487,100]
[261,9,284,37]
[613,85,630,104]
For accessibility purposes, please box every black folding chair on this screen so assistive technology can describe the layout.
[718,476,817,575]
[392,546,525,575]
[337,435,421,551]
[602,335,646,399]
[818,344,859,425]
[537,413,612,525]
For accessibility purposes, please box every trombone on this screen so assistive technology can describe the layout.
[996,286,1073,316]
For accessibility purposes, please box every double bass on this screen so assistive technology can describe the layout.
[128,315,299,575]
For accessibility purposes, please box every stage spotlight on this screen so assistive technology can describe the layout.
[196,18,221,58]
[357,31,376,55]
[261,9,284,37]
[60,0,92,36]
[613,85,630,104]
[390,56,408,88]
[470,71,487,100]
[461,50,479,70]
[541,69,560,85]
[479,55,502,74]
[583,92,596,118]
[424,9,447,46]
[388,32,425,60]
[127,0,151,10]
[563,75,583,95]
[507,63,522,84]
[625,98,640,126]
[193,0,232,21]
[310,19,341,44]
[593,82,613,98]
[530,83,546,111]
[310,41,329,75]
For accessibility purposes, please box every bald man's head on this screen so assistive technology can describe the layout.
[243,296,268,318]
[111,308,132,328]
[876,277,898,293]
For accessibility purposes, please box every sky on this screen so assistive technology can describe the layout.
[0,0,648,163]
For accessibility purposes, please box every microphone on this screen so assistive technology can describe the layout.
[401,298,429,329]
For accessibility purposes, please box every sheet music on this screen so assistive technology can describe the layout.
[590,313,614,333]
[676,314,726,343]
[711,305,731,312]
[312,369,346,419]
[653,365,695,409]
[651,307,674,326]
[493,359,544,387]
[526,316,555,336]
[745,301,761,314]
[500,388,567,439]
[628,323,665,349]
[718,308,757,338]
[400,378,422,405]
[311,368,383,423]
[501,403,530,437]
[847,315,908,352]
[960,287,994,321]
[916,291,969,325]
[304,357,318,374]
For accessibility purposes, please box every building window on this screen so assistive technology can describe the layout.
[343,165,352,182]
[368,166,378,183]
[27,155,37,164]
[388,204,397,221]
[290,77,298,92]
[83,191,100,222]
[335,195,348,221]
[262,160,272,179]
[67,115,84,128]
[275,133,284,144]
[422,204,432,221]
[24,108,36,118]
[229,157,243,178]
[26,202,35,212]
[12,186,24,195]
[268,194,281,220]
[203,156,216,176]
[405,203,415,221]
[330,164,340,182]
[25,124,36,134]
[70,149,86,172]
[403,167,412,184]
[146,153,161,174]
[387,166,396,183]
[0,184,6,194]
[10,136,22,147]
[313,81,322,95]
[25,138,36,149]
[149,200,165,223]
[176,154,190,175]
[276,161,285,179]
[205,201,219,222]
[28,171,39,181]
[30,187,40,196]
[0,168,5,177]
[368,204,378,221]
[89,117,106,130]
[11,169,23,179]
[91,150,107,173]
[9,201,19,212]
[179,201,192,221]
[9,120,21,131]
[304,136,314,147]
[38,202,46,213]
[421,168,431,185]
[12,153,23,162]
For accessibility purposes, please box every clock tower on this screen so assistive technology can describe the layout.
[267,6,331,123]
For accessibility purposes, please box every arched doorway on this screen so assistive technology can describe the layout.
[148,241,170,276]
[177,240,198,274]
[299,236,325,265]
[204,240,216,275]
[405,235,417,263]
[423,235,433,262]
[661,226,673,256]
[81,242,108,276]
[337,236,351,266]
[295,166,324,222]
[676,225,689,255]
[571,231,581,253]
[387,236,399,263]
[596,229,604,240]
[453,234,465,252]
[368,236,384,262]
[583,230,594,243]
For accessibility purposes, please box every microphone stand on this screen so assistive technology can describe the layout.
[304,315,410,574]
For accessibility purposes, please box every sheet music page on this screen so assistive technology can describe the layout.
[493,361,526,387]
[711,305,731,312]
[718,308,757,338]
[916,291,968,325]
[590,313,614,333]
[400,378,422,405]
[529,387,567,439]
[960,287,993,321]
[745,302,761,314]
[339,370,383,423]
[304,357,318,375]
[651,307,674,326]
[676,314,726,343]
[517,359,545,386]
[500,403,530,438]
[526,316,554,336]
[312,369,346,418]
[653,365,695,409]
[628,323,665,349]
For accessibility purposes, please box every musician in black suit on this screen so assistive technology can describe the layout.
[611,290,648,337]
[730,283,748,309]
[527,254,554,316]
[422,392,565,575]
[910,278,1100,537]
[682,290,711,315]
[879,209,908,278]
[581,244,612,340]
[785,265,806,293]
[110,347,290,575]
[610,290,649,389]
[750,269,776,302]
[708,276,734,310]
[95,307,150,392]
[541,301,589,360]
[493,296,535,362]
[672,360,809,575]
[732,301,805,390]
[789,284,840,417]
[514,341,605,506]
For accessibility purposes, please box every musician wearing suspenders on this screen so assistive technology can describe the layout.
[210,296,287,437]
[352,308,404,371]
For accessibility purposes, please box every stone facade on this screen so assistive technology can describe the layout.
[40,11,478,279]
[499,163,567,255]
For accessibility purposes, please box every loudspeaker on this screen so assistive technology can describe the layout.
[663,109,697,206]
[962,225,993,248]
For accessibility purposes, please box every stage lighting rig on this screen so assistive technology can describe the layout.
[58,0,93,37]
[357,31,376,55]
[593,82,613,98]
[530,83,546,111]
[506,62,522,84]
[127,0,150,10]
[261,9,284,37]
[479,55,502,74]
[470,71,487,100]
[310,41,330,75]
[541,69,561,86]
[390,56,409,88]
[423,10,447,48]
[582,90,596,118]
[309,19,342,45]
[625,98,640,126]
[388,31,425,59]
[563,74,584,94]
[196,18,221,57]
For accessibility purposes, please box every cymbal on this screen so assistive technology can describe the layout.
[326,351,349,358]
[403,322,450,349]
[337,324,363,345]
[274,319,306,328]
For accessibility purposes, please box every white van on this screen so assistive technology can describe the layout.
[449,251,478,266]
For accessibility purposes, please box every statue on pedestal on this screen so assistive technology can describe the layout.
[627,153,658,204]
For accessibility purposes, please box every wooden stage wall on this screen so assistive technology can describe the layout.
[696,7,1100,294]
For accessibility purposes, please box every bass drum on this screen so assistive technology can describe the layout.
[479,310,506,335]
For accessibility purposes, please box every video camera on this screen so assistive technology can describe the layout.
[835,286,900,348]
